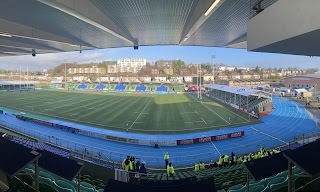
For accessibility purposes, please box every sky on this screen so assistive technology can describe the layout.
[0,46,319,71]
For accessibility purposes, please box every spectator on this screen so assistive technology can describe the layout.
[129,157,135,172]
[122,156,130,171]
[194,163,199,172]
[164,152,170,169]
[136,160,141,172]
[199,162,205,170]
[167,163,175,177]
[231,152,236,165]
[139,162,147,174]
[218,155,224,167]
[223,154,229,166]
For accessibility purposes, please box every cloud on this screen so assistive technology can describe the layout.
[0,51,106,70]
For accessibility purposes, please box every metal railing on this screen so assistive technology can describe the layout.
[0,120,216,167]
[1,118,320,169]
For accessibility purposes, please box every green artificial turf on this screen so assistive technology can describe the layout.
[0,90,261,134]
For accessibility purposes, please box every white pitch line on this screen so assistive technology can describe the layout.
[195,110,199,115]
[201,118,207,124]
[250,126,288,144]
[184,121,203,123]
[188,93,230,124]
[188,103,191,107]
[202,103,230,124]
[211,142,221,155]
[129,95,153,129]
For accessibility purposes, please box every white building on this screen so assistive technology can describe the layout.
[117,58,146,73]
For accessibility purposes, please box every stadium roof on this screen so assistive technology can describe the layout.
[204,84,261,96]
[0,0,278,57]
[0,81,40,85]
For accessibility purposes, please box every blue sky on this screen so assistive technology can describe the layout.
[0,46,319,70]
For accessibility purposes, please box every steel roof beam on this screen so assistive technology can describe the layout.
[179,0,225,44]
[37,0,135,45]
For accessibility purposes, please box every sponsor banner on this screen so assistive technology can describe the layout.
[128,139,139,144]
[54,124,75,133]
[33,119,53,127]
[177,131,244,146]
[138,140,177,146]
[176,139,194,145]
[105,135,128,143]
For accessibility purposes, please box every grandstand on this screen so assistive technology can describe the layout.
[0,81,38,91]
[205,84,273,116]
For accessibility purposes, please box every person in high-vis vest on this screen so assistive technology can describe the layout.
[237,156,243,164]
[164,152,170,169]
[167,163,175,176]
[194,163,200,172]
[122,156,130,171]
[199,162,205,170]
[218,155,224,167]
[223,155,229,166]
[129,157,134,171]
[273,149,280,154]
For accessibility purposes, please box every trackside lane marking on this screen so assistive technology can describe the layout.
[201,118,207,124]
[211,142,221,155]
[250,126,288,144]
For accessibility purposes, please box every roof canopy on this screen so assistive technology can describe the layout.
[204,84,261,96]
[0,0,278,57]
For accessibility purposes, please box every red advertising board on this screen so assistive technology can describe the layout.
[177,131,244,146]
[32,119,53,127]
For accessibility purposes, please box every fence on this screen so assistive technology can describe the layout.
[1,118,320,169]
[0,120,216,167]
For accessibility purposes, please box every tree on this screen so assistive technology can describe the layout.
[172,60,185,75]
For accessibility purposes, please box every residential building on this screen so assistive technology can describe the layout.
[117,58,146,73]
[218,73,228,80]
[68,66,106,75]
[151,68,159,76]
[203,74,214,82]
[170,76,183,83]
[163,68,173,75]
[107,64,118,74]
[139,76,151,82]
[155,60,174,68]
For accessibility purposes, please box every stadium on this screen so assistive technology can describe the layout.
[0,0,320,192]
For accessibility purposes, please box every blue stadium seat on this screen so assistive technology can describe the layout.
[136,84,146,91]
[115,84,126,91]
[77,84,87,89]
[156,85,168,92]
[96,84,106,90]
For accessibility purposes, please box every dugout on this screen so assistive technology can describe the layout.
[204,84,272,115]
[0,81,38,91]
